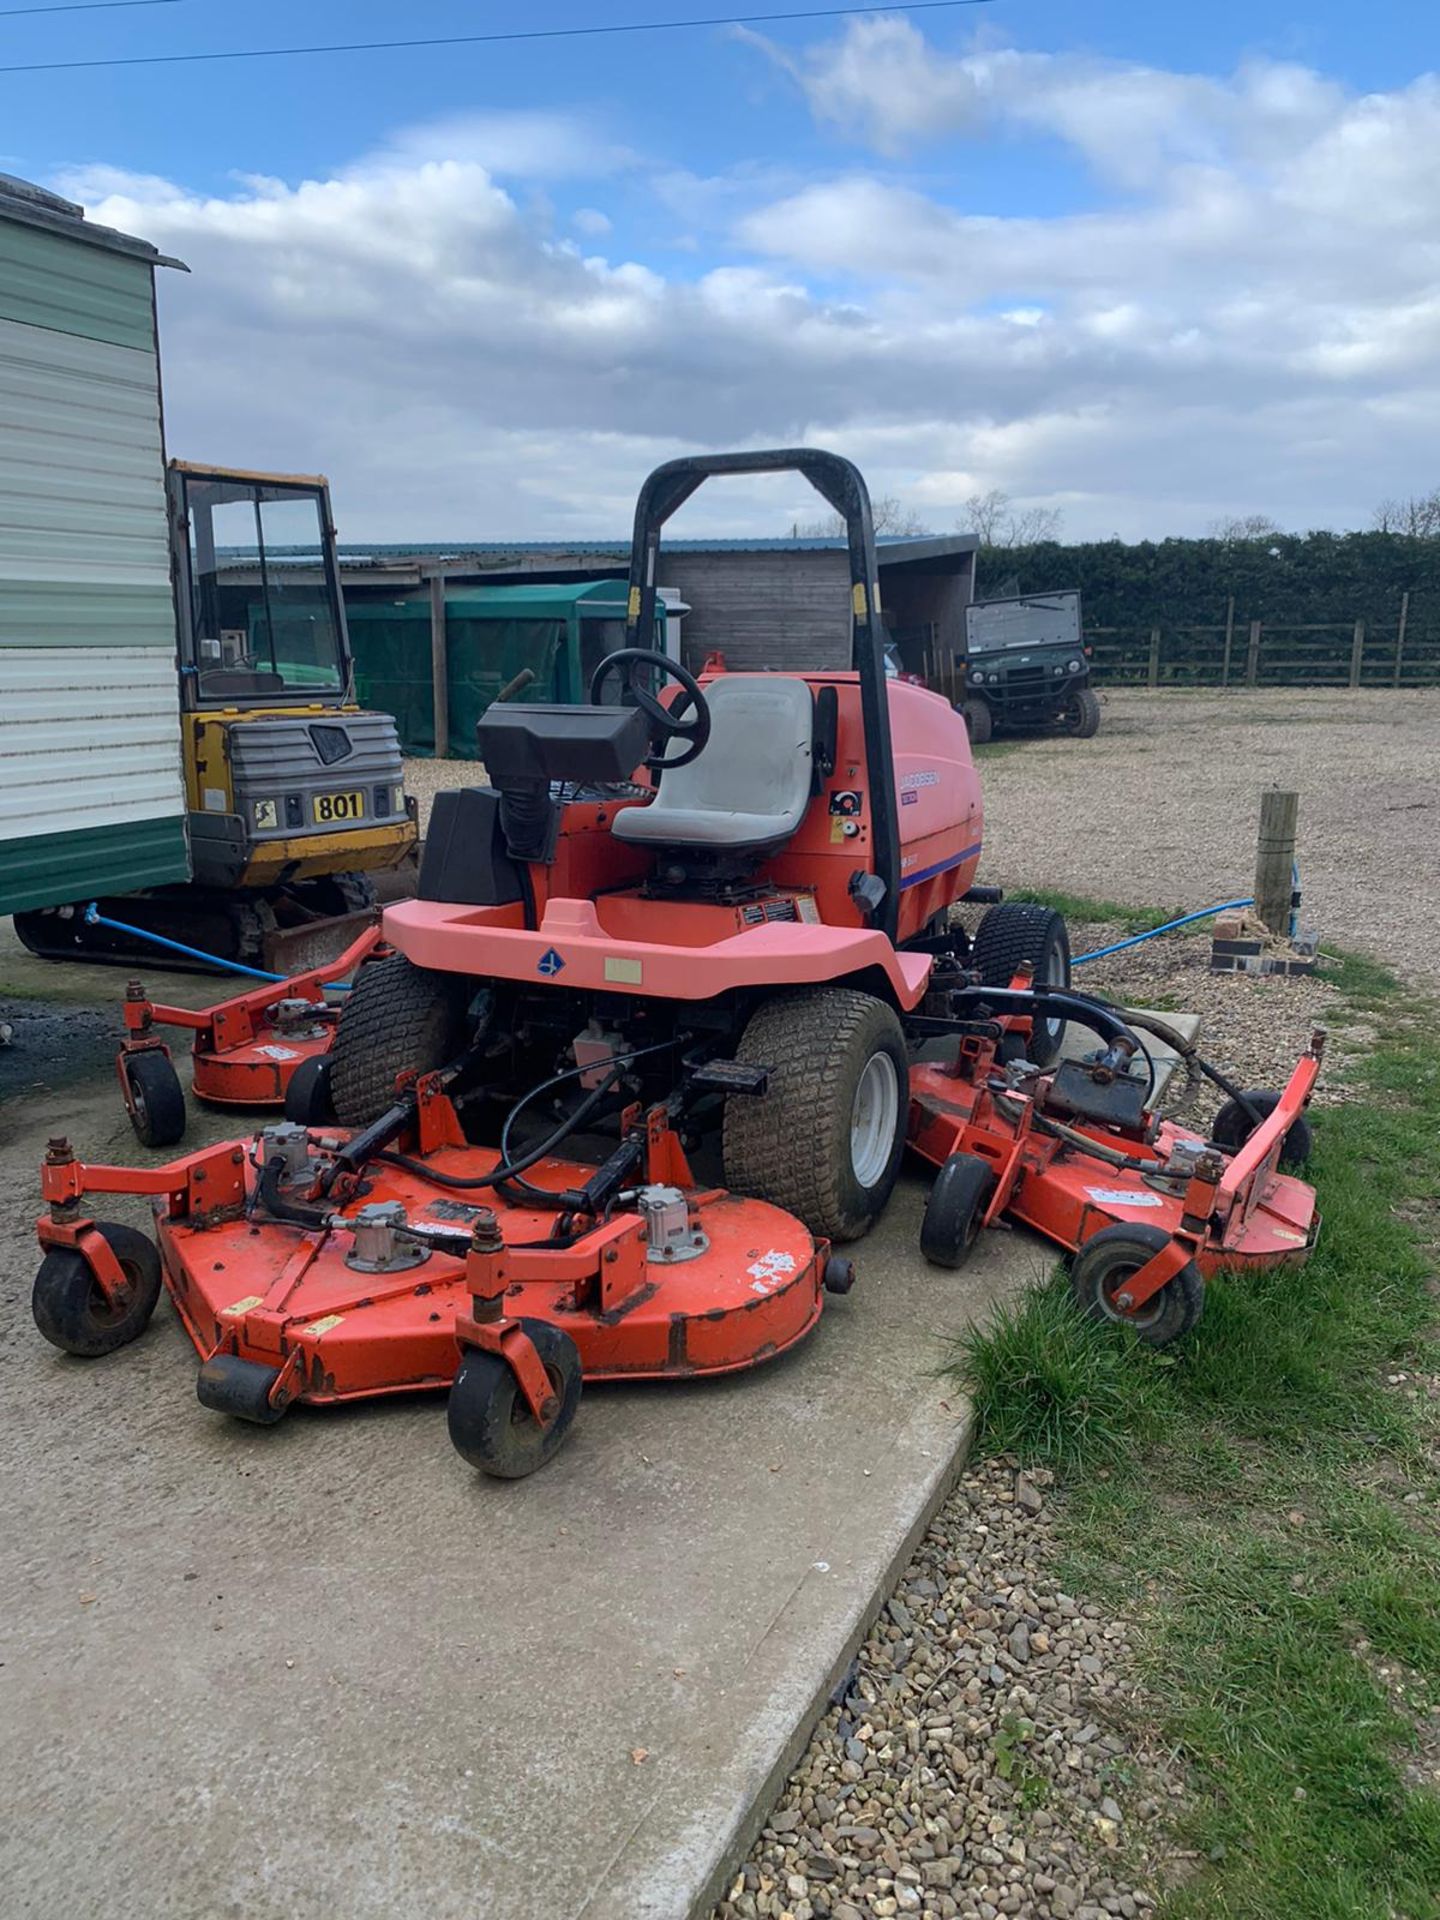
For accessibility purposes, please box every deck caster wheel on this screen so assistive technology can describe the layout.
[920,1152,997,1271]
[32,1222,162,1357]
[447,1320,582,1480]
[1070,1224,1204,1348]
[283,1054,336,1126]
[196,1354,289,1424]
[121,1049,187,1148]
[823,1256,856,1295]
[1211,1089,1313,1171]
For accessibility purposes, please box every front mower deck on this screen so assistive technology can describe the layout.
[163,1141,826,1410]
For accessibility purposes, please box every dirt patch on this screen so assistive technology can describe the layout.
[0,997,119,1102]
[979,688,1440,993]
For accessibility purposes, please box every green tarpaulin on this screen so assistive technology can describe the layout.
[347,581,636,759]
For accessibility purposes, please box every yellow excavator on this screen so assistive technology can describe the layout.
[15,462,417,969]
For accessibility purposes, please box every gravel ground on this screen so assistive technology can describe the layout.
[979,688,1440,993]
[710,1456,1180,1920]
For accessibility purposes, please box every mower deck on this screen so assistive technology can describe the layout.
[163,1143,825,1408]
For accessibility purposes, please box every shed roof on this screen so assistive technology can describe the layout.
[0,172,187,271]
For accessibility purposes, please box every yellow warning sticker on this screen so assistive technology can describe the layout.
[851,582,868,618]
[299,1315,345,1339]
[627,586,641,620]
[221,1295,263,1316]
[604,955,644,985]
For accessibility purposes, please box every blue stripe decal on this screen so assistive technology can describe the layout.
[900,841,984,890]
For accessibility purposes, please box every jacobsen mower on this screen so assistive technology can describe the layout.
[32,450,1320,1478]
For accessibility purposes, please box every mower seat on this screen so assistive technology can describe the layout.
[612,675,815,852]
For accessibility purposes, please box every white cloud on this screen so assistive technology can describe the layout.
[48,35,1440,542]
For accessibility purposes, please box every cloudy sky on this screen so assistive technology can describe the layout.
[2,0,1436,541]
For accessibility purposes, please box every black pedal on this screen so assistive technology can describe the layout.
[689,1059,770,1097]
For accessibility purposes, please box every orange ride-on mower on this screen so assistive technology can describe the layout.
[33,447,1074,1476]
[113,924,383,1148]
[910,981,1322,1342]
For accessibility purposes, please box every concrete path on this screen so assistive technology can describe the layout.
[0,929,1195,1920]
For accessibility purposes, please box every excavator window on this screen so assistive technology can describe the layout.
[182,475,348,704]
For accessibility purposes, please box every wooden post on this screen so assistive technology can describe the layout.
[1245,618,1262,687]
[1393,590,1409,687]
[1348,618,1365,689]
[1254,789,1298,936]
[429,570,449,758]
[1221,595,1235,688]
[1147,627,1161,688]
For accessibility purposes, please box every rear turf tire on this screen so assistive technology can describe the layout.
[329,952,474,1126]
[724,988,908,1243]
[971,902,1071,1069]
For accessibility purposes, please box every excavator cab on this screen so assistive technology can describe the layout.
[168,463,417,957]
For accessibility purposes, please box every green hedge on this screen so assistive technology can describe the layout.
[976,531,1440,631]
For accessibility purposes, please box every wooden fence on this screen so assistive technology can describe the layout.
[1085,593,1440,690]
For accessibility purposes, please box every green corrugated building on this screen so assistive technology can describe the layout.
[0,173,191,915]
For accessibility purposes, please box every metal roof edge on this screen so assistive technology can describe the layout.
[0,172,188,272]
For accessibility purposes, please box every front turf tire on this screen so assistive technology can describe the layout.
[329,952,474,1126]
[723,988,908,1243]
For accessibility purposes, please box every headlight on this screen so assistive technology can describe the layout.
[1053,665,1065,676]
[392,784,406,813]
[1067,659,1080,672]
[969,668,985,685]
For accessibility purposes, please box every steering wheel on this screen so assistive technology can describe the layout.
[590,647,712,770]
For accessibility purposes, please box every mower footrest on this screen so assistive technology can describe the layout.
[691,1059,770,1096]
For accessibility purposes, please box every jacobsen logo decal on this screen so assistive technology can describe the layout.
[537,948,566,976]
[901,770,939,789]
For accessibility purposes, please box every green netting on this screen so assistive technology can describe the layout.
[345,582,637,758]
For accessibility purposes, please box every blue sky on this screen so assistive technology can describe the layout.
[3,1,1437,540]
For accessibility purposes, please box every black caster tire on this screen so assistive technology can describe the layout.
[283,1054,337,1127]
[920,1152,997,1270]
[448,1319,582,1479]
[1211,1089,1313,1171]
[32,1222,163,1357]
[122,1049,187,1148]
[1070,1223,1203,1347]
[196,1353,288,1424]
[972,902,1072,1069]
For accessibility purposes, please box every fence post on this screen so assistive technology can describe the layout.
[1221,595,1235,688]
[1245,619,1262,687]
[1348,619,1365,689]
[1394,591,1409,687]
[1254,789,1299,937]
[429,569,449,758]
[1147,627,1161,688]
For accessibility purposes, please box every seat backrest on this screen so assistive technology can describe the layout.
[611,674,815,851]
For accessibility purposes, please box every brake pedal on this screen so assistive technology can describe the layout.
[689,1059,770,1097]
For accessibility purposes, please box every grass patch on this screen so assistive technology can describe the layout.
[1004,886,1174,935]
[953,960,1440,1919]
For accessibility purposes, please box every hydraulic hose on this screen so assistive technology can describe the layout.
[1071,898,1254,967]
[82,904,352,989]
[374,1040,676,1196]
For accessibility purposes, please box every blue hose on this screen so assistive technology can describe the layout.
[83,904,351,988]
[1071,898,1255,966]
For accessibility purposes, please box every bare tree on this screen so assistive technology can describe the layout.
[1373,490,1440,537]
[1208,513,1283,542]
[793,494,932,538]
[961,488,1062,547]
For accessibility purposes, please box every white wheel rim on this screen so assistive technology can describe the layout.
[851,1051,900,1188]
